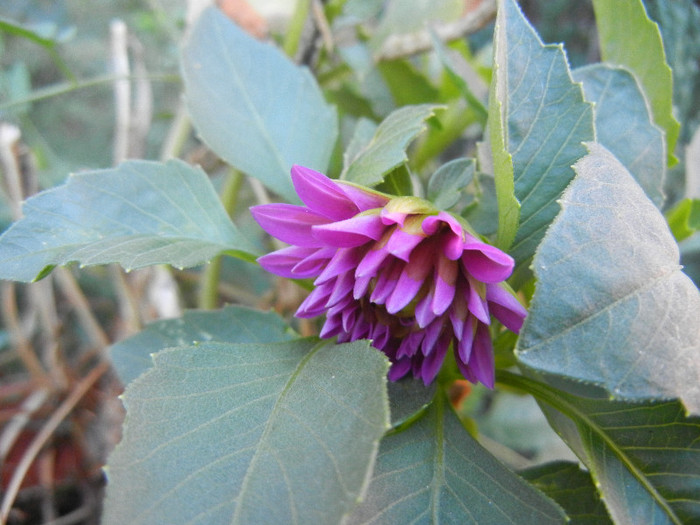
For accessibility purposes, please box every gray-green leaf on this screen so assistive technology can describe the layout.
[182,7,338,202]
[347,391,565,524]
[103,339,390,525]
[517,142,700,414]
[573,64,665,207]
[0,159,256,282]
[109,305,295,385]
[490,0,594,262]
[342,104,442,186]
[427,158,475,211]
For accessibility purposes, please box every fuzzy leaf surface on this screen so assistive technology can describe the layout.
[109,306,295,385]
[103,339,389,525]
[347,392,565,524]
[517,143,700,414]
[0,160,256,282]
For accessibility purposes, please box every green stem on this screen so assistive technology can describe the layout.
[198,170,244,309]
[282,0,311,59]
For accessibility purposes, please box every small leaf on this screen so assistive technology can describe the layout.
[0,159,257,282]
[109,305,295,385]
[377,59,441,107]
[517,143,700,414]
[666,198,700,242]
[593,0,681,164]
[182,7,338,202]
[427,158,475,211]
[520,461,613,525]
[490,0,594,261]
[103,339,390,525]
[573,64,665,207]
[347,391,565,524]
[386,377,435,428]
[342,104,443,186]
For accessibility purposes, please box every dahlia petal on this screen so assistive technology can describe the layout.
[455,355,477,384]
[319,315,344,338]
[468,323,495,388]
[461,244,514,283]
[256,246,319,278]
[432,259,457,315]
[420,333,450,384]
[371,324,391,349]
[456,317,476,363]
[386,269,424,314]
[388,358,413,381]
[421,320,443,356]
[423,212,465,260]
[466,278,490,325]
[296,281,333,318]
[353,274,373,299]
[486,284,528,333]
[337,182,390,211]
[380,208,408,226]
[386,229,424,261]
[250,204,329,247]
[370,259,403,305]
[397,331,422,359]
[341,306,357,333]
[291,246,336,277]
[315,247,362,284]
[350,319,371,340]
[356,244,391,278]
[291,165,358,220]
[327,272,355,308]
[415,293,437,328]
[312,214,385,247]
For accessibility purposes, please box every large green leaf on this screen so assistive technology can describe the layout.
[519,461,613,525]
[103,339,390,525]
[0,159,256,282]
[573,64,665,208]
[341,104,442,186]
[517,143,700,414]
[182,7,337,202]
[501,372,700,525]
[109,306,295,385]
[347,391,565,524]
[490,0,594,261]
[593,0,681,164]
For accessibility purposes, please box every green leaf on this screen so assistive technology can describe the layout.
[519,461,613,525]
[341,104,443,186]
[109,306,295,385]
[103,339,390,525]
[517,143,700,414]
[666,198,700,242]
[0,160,257,282]
[593,0,681,164]
[501,372,700,525]
[182,7,338,202]
[490,0,594,261]
[347,391,566,524]
[386,377,435,428]
[573,64,665,208]
[427,158,475,211]
[377,59,441,107]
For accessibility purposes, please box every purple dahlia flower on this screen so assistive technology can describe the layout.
[251,166,527,387]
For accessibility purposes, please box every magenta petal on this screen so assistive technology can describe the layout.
[251,204,329,247]
[486,284,527,332]
[353,274,373,299]
[337,182,390,211]
[319,315,343,338]
[315,247,362,284]
[468,323,495,388]
[461,244,514,283]
[397,331,422,359]
[312,214,385,247]
[257,246,318,278]
[456,318,476,363]
[388,358,413,381]
[292,246,336,277]
[386,229,424,261]
[466,278,490,325]
[432,259,457,315]
[415,293,437,328]
[356,244,391,278]
[291,165,358,220]
[370,259,403,305]
[421,320,443,356]
[420,333,450,384]
[327,272,355,307]
[385,270,423,314]
[296,282,333,318]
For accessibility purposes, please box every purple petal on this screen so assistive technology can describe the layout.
[291,246,336,277]
[486,284,527,333]
[312,214,386,247]
[468,323,495,388]
[421,320,444,356]
[371,324,391,350]
[420,333,450,384]
[380,208,408,226]
[353,273,373,299]
[432,258,457,315]
[386,228,425,261]
[370,259,404,305]
[415,293,437,328]
[466,277,490,325]
[388,358,413,381]
[327,272,355,307]
[251,204,329,247]
[291,165,359,220]
[423,212,465,260]
[461,243,514,283]
[356,243,391,278]
[296,281,333,318]
[315,247,364,284]
[320,314,344,338]
[385,251,432,314]
[337,182,390,211]
[397,331,422,359]
[456,317,476,363]
[257,246,320,278]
